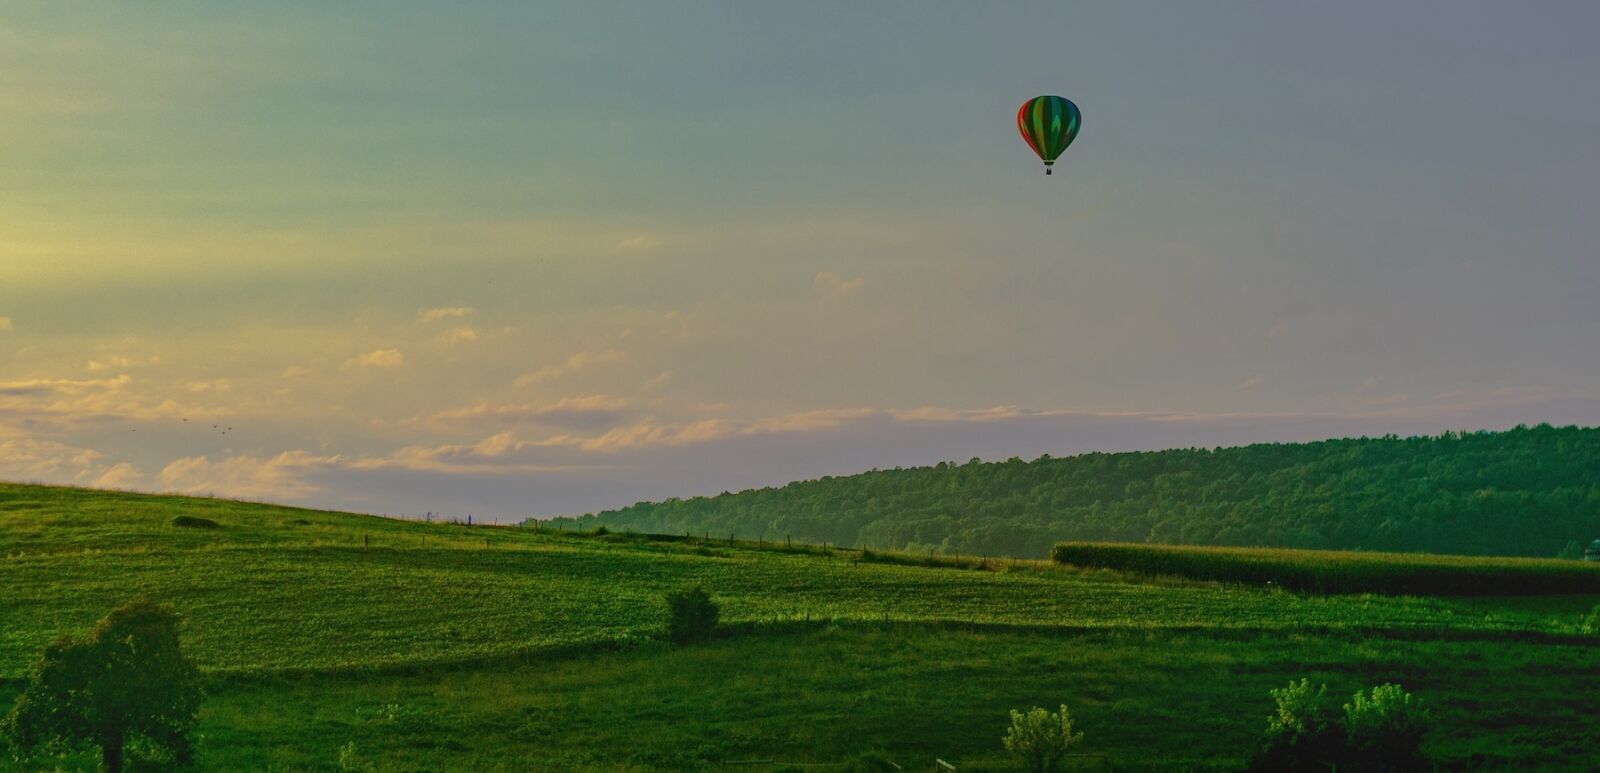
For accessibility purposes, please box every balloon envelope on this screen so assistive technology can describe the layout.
[1017,96,1081,174]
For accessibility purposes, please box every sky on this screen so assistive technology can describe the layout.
[4,1,1599,521]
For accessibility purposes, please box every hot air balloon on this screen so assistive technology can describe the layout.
[1016,95,1081,175]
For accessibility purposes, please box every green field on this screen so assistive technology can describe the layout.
[1051,542,1600,596]
[3,482,1598,771]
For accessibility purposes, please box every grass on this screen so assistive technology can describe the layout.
[1052,541,1600,595]
[6,628,1597,771]
[2,482,1598,770]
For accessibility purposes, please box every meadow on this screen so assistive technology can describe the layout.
[2,482,1598,770]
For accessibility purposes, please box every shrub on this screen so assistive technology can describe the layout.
[2,599,203,773]
[1002,704,1082,773]
[337,741,377,773]
[1344,684,1431,771]
[1247,680,1432,772]
[664,585,719,644]
[1582,604,1600,636]
[1248,679,1343,772]
[169,515,220,529]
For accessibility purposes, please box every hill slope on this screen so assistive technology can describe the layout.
[567,424,1600,558]
[9,482,1570,679]
[3,483,1597,770]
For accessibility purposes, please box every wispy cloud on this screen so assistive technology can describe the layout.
[438,327,478,344]
[0,433,104,480]
[158,451,341,499]
[514,349,626,387]
[341,349,405,371]
[86,355,160,371]
[418,306,475,323]
[415,394,631,430]
[0,374,224,430]
[617,234,661,250]
[92,462,146,489]
[813,271,865,300]
[0,316,12,331]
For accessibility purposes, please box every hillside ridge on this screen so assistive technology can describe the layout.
[565,424,1600,558]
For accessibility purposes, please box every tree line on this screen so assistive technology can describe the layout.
[553,424,1600,559]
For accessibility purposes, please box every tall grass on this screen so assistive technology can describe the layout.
[1052,542,1600,596]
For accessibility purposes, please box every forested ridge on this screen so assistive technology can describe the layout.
[559,424,1600,559]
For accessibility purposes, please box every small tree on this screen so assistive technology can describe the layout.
[3,600,203,773]
[664,585,719,644]
[1002,704,1082,773]
[1344,684,1431,771]
[1247,678,1344,772]
[1247,679,1432,772]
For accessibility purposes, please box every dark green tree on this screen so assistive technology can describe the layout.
[664,585,719,644]
[3,599,203,773]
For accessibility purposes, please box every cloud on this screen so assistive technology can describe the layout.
[617,234,661,250]
[0,374,222,431]
[281,366,317,379]
[185,378,233,393]
[514,349,626,387]
[418,306,475,323]
[1236,375,1264,390]
[438,326,478,344]
[157,451,341,499]
[0,316,11,331]
[643,371,673,391]
[86,355,160,371]
[341,349,404,371]
[0,433,104,480]
[813,271,865,300]
[344,437,594,475]
[92,462,146,489]
[416,395,631,430]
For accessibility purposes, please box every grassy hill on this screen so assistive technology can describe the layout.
[564,424,1600,559]
[3,482,1598,770]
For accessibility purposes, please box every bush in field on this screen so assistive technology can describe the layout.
[338,741,378,772]
[1248,679,1343,772]
[3,600,203,773]
[1247,680,1431,772]
[169,514,220,529]
[1002,704,1082,773]
[664,585,719,644]
[1582,604,1600,636]
[1344,684,1431,770]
